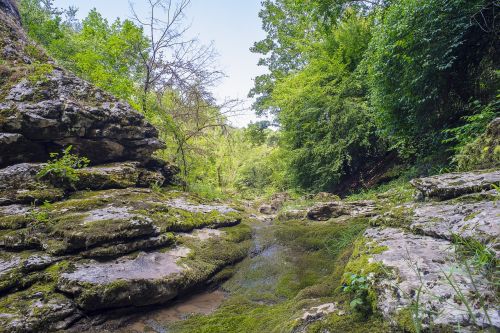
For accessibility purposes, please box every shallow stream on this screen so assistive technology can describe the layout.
[78,213,353,333]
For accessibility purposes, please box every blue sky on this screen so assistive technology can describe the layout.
[52,0,267,127]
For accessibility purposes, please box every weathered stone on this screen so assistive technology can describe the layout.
[27,188,242,254]
[0,163,65,205]
[80,233,175,259]
[307,201,346,220]
[0,252,56,293]
[0,0,20,24]
[44,204,159,254]
[277,209,307,221]
[0,162,173,206]
[0,204,31,229]
[57,222,251,313]
[258,192,291,215]
[0,0,164,168]
[313,192,341,201]
[165,197,237,214]
[57,248,194,310]
[411,169,500,201]
[179,228,225,241]
[364,227,499,330]
[258,204,276,215]
[0,286,80,333]
[0,133,46,168]
[74,162,166,190]
[299,303,339,322]
[0,228,42,250]
[411,200,500,257]
[307,200,376,221]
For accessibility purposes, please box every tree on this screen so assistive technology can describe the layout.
[72,10,148,100]
[130,0,221,114]
[367,0,499,157]
[249,0,386,117]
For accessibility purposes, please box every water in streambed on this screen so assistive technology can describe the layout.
[109,214,361,332]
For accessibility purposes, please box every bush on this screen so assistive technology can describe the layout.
[37,146,90,184]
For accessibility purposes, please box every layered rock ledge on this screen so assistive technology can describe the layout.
[342,169,500,332]
[0,188,250,332]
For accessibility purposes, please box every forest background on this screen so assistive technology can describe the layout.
[19,0,499,199]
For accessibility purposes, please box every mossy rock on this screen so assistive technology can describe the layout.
[0,283,80,333]
[28,188,243,255]
[57,227,251,311]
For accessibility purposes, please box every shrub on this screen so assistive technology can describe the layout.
[342,272,373,315]
[37,146,90,184]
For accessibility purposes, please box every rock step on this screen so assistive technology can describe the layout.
[411,199,500,258]
[0,162,178,206]
[307,200,377,221]
[364,227,499,330]
[411,169,500,201]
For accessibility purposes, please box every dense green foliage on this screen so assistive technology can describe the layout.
[19,0,499,197]
[252,0,499,192]
[368,0,498,156]
[20,1,146,101]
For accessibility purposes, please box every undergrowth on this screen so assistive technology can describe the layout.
[37,146,90,185]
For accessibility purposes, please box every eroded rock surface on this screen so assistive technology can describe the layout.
[0,1,250,332]
[307,200,376,221]
[411,200,500,256]
[364,227,499,330]
[411,169,500,200]
[0,287,81,333]
[0,0,165,169]
[0,71,164,168]
[58,248,191,310]
[335,170,500,332]
[0,189,248,331]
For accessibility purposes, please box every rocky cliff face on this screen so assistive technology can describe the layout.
[0,0,163,167]
[0,2,251,332]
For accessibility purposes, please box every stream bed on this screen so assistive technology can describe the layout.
[75,213,361,333]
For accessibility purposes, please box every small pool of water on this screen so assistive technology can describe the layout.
[116,290,226,332]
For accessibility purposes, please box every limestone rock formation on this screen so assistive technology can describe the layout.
[0,0,163,168]
[343,171,500,332]
[306,200,376,221]
[0,188,249,331]
[0,162,177,205]
[365,227,499,329]
[258,192,291,215]
[410,169,500,200]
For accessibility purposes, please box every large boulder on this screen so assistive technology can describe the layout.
[0,0,164,168]
[0,71,164,167]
